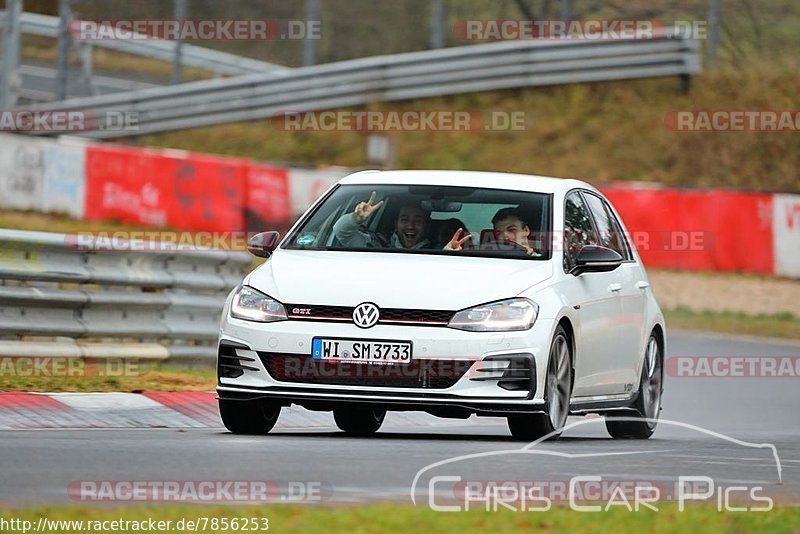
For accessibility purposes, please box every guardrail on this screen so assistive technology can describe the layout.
[0,229,251,362]
[0,11,290,77]
[26,33,701,138]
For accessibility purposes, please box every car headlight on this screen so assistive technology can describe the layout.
[230,285,287,322]
[448,298,538,332]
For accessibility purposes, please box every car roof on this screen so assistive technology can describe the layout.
[338,170,598,196]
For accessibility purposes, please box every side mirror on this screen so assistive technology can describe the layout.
[570,245,623,276]
[247,231,281,258]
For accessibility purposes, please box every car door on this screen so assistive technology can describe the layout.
[561,191,627,397]
[582,192,645,393]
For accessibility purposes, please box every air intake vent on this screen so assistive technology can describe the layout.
[470,353,536,396]
[218,342,259,379]
[258,353,473,389]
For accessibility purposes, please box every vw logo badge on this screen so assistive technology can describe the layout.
[353,302,380,329]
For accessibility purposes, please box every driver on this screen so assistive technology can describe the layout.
[444,207,539,256]
[491,207,540,257]
[333,191,433,249]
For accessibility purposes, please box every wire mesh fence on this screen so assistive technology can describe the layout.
[11,0,799,69]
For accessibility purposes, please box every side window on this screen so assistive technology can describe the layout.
[582,193,632,260]
[563,191,598,271]
[603,201,633,260]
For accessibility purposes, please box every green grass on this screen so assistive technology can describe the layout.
[1,504,798,533]
[664,307,800,340]
[21,35,215,82]
[0,364,216,393]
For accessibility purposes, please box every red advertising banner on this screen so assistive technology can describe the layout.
[246,163,292,231]
[602,187,774,274]
[85,145,172,227]
[84,141,779,276]
[166,153,246,232]
[85,145,247,232]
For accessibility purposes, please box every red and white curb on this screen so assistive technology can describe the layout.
[0,392,222,429]
[0,392,484,430]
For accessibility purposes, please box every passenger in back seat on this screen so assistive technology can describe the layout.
[434,218,468,249]
[444,207,540,256]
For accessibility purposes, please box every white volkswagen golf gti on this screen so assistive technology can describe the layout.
[217,170,665,440]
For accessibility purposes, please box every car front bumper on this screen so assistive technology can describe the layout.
[216,314,555,415]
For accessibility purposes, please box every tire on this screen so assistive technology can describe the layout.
[606,332,664,439]
[333,407,386,436]
[219,399,281,435]
[508,325,572,441]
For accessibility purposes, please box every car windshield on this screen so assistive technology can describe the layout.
[284,184,552,260]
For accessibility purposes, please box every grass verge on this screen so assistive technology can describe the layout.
[663,307,800,341]
[0,365,216,393]
[0,504,798,533]
[21,36,214,82]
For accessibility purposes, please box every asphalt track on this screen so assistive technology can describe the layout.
[1,330,798,507]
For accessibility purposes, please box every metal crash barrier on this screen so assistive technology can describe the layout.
[26,34,701,138]
[0,229,251,362]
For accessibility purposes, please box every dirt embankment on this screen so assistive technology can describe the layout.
[649,270,800,317]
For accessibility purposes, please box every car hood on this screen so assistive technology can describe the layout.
[245,250,553,310]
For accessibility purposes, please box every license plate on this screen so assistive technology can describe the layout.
[311,338,412,364]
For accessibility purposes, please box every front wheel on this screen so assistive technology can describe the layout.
[333,407,386,436]
[606,332,663,439]
[508,325,572,441]
[219,399,281,435]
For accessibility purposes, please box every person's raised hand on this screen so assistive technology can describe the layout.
[353,191,385,223]
[444,228,472,251]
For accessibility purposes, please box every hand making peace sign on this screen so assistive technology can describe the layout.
[353,191,385,223]
[444,228,472,251]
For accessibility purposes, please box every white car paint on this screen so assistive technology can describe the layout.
[218,170,665,414]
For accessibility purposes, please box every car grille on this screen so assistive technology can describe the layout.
[258,353,474,389]
[285,304,454,326]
